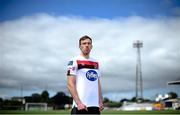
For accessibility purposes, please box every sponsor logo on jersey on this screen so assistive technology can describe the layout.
[86,70,98,81]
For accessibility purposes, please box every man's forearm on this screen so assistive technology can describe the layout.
[98,78,104,111]
[67,77,81,105]
[98,79,103,102]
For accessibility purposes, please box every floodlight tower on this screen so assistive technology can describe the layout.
[133,40,143,99]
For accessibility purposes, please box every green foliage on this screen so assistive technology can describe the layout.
[41,90,49,102]
[131,97,137,102]
[103,97,110,103]
[0,90,72,110]
[1,100,22,110]
[168,92,178,99]
[52,92,72,109]
[31,93,41,102]
[0,98,3,109]
[104,101,122,108]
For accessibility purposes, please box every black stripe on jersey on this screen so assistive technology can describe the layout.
[78,64,97,69]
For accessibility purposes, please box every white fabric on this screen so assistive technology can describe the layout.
[67,55,100,107]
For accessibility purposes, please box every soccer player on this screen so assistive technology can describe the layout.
[67,35,103,114]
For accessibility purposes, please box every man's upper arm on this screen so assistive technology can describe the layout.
[67,59,77,86]
[67,75,76,85]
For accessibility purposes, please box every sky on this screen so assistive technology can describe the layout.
[0,0,180,101]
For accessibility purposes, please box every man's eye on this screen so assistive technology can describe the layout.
[82,42,91,45]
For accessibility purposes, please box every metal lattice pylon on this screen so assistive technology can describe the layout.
[133,40,143,99]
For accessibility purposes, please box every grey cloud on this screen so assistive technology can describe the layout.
[0,14,180,99]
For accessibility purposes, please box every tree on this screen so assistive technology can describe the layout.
[24,96,32,103]
[2,99,22,110]
[41,90,49,102]
[103,97,110,103]
[168,92,178,99]
[120,98,130,103]
[0,98,3,102]
[104,101,122,108]
[53,92,66,105]
[131,96,144,103]
[52,92,72,109]
[0,97,3,109]
[131,97,138,102]
[31,93,41,102]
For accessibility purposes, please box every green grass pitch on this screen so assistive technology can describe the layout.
[0,110,180,114]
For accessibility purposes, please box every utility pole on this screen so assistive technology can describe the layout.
[133,40,143,99]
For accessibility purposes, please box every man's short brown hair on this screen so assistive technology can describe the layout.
[79,35,92,46]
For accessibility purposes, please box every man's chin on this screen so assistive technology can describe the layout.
[83,52,90,55]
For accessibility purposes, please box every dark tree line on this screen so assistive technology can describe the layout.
[0,91,178,110]
[0,90,72,110]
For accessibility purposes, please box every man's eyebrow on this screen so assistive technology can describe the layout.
[82,41,91,43]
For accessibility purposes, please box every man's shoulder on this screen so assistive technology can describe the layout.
[67,56,76,66]
[67,56,81,65]
[69,55,81,61]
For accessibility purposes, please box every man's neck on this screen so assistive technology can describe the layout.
[80,53,89,59]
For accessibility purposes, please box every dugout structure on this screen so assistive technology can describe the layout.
[25,103,47,111]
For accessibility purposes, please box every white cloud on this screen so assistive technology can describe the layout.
[0,14,180,100]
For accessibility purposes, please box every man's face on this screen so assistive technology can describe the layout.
[79,39,92,55]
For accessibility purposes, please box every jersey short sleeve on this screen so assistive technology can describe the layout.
[67,60,77,76]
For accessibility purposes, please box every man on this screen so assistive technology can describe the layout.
[67,35,103,114]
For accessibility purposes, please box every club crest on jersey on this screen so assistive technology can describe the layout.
[86,70,98,81]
